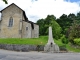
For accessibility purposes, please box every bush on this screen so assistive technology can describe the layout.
[74,38,80,46]
[61,35,68,44]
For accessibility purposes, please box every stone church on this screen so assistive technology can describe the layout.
[0,3,39,38]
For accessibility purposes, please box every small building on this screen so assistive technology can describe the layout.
[0,3,39,38]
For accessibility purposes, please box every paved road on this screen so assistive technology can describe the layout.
[0,49,80,60]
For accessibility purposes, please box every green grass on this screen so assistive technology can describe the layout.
[0,36,48,45]
[66,44,80,52]
[0,36,62,45]
[55,39,80,52]
[0,36,80,52]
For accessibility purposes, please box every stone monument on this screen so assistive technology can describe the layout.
[44,26,59,53]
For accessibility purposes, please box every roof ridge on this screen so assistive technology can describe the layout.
[0,3,29,22]
[0,3,24,12]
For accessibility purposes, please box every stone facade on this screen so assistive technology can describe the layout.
[0,3,39,38]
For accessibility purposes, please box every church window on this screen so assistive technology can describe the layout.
[9,17,13,27]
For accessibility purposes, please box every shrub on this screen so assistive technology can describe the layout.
[74,38,80,46]
[61,35,68,44]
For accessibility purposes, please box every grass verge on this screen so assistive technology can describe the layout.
[0,36,48,45]
[0,36,80,52]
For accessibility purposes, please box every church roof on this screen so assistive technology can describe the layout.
[0,3,38,29]
[28,21,34,29]
[0,3,28,21]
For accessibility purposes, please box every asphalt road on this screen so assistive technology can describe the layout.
[0,49,80,60]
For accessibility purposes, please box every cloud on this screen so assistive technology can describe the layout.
[0,0,80,22]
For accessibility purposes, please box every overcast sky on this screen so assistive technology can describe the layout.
[0,0,80,22]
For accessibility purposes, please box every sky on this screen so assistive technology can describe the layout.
[0,0,80,22]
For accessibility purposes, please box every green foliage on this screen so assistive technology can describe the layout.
[36,19,45,35]
[36,12,80,40]
[2,0,8,4]
[66,43,80,52]
[74,38,80,46]
[56,14,73,34]
[56,37,80,52]
[68,13,76,20]
[76,12,80,23]
[51,20,62,39]
[61,35,68,44]
[36,15,62,39]
[67,20,80,44]
[0,36,80,52]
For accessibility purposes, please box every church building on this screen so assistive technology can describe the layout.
[0,3,39,38]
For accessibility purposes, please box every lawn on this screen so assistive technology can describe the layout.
[0,36,63,45]
[0,36,48,45]
[0,36,80,52]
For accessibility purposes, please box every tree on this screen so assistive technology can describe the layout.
[68,13,76,20]
[61,35,68,44]
[2,0,8,4]
[67,20,80,44]
[76,12,80,23]
[56,14,73,35]
[36,15,62,39]
[44,15,57,35]
[36,19,45,35]
[51,20,62,39]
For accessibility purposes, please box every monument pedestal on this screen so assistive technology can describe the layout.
[44,43,59,53]
[44,26,59,53]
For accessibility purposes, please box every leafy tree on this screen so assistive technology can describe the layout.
[44,15,56,35]
[44,15,56,25]
[61,35,68,44]
[76,12,80,23]
[51,19,62,39]
[36,15,62,39]
[2,0,8,4]
[56,14,73,35]
[68,13,76,20]
[36,19,45,35]
[67,20,80,44]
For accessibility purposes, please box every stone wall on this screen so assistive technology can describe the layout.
[22,21,39,38]
[31,24,39,38]
[0,4,22,38]
[34,24,39,38]
[0,44,44,52]
[0,3,39,38]
[22,21,32,38]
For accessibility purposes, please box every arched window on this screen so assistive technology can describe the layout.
[9,17,13,27]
